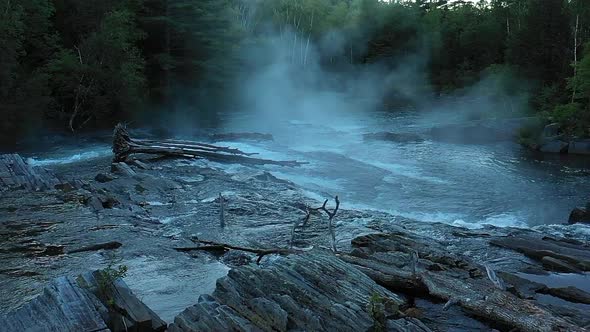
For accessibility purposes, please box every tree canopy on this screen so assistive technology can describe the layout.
[2,0,589,143]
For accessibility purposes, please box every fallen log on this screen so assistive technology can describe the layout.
[112,124,304,166]
[67,241,122,254]
[174,239,306,264]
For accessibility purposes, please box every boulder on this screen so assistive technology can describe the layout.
[568,207,590,225]
[95,172,115,183]
[111,162,137,177]
[86,196,104,211]
[568,139,590,155]
[539,140,569,153]
[542,123,561,138]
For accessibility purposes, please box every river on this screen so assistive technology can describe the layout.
[22,110,590,229]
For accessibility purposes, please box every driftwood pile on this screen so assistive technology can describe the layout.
[112,124,304,166]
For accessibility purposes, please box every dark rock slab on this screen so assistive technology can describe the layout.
[542,286,590,305]
[111,162,137,177]
[78,270,167,332]
[569,139,590,155]
[67,241,122,254]
[539,140,569,153]
[169,252,405,332]
[0,276,110,332]
[386,318,433,332]
[541,256,581,273]
[0,154,64,191]
[0,270,166,332]
[497,272,547,299]
[343,233,586,332]
[490,235,590,271]
[569,207,590,225]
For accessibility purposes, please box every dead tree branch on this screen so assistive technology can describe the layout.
[174,239,306,264]
[320,196,340,252]
[290,196,340,252]
[219,193,225,228]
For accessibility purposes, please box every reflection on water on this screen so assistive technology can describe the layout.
[124,255,230,323]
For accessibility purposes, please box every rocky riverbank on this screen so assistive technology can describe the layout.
[1,149,590,331]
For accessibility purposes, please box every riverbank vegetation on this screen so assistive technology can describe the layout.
[1,0,589,144]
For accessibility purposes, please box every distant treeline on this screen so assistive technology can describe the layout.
[1,0,589,142]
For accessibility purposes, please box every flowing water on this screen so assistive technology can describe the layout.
[23,110,590,229]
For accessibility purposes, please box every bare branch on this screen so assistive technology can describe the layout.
[175,239,308,264]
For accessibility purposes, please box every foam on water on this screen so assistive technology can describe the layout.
[26,147,111,166]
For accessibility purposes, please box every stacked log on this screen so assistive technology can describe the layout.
[112,124,304,167]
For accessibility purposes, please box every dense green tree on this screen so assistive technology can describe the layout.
[0,0,57,142]
[2,0,590,141]
[48,1,145,131]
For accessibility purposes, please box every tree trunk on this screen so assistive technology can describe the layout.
[572,14,580,102]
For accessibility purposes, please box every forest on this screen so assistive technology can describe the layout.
[2,0,590,145]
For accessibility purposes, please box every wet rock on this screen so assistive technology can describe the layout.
[541,256,580,273]
[543,286,590,305]
[78,270,167,332]
[97,192,119,208]
[569,139,590,155]
[342,233,586,332]
[363,132,424,143]
[386,318,433,332]
[67,241,122,254]
[54,182,75,192]
[111,162,137,177]
[542,123,561,138]
[253,171,292,185]
[539,140,569,153]
[95,172,115,183]
[568,207,590,225]
[0,153,63,191]
[0,276,110,332]
[168,252,404,332]
[129,159,150,170]
[0,269,167,332]
[497,272,547,299]
[42,245,65,256]
[221,250,254,267]
[490,235,590,272]
[86,196,104,211]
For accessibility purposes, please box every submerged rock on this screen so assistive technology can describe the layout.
[363,132,424,143]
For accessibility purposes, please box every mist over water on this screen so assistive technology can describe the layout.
[21,22,590,229]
